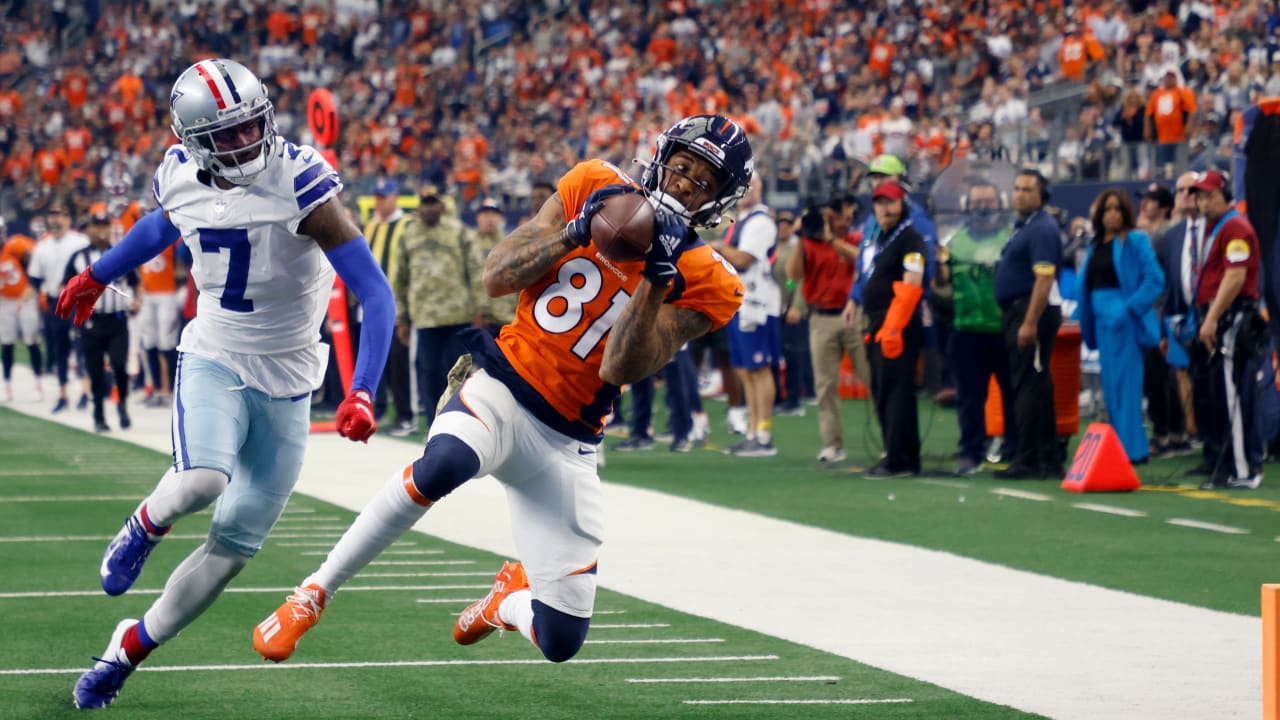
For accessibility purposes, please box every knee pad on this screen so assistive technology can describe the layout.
[410,434,480,502]
[531,599,590,663]
[146,467,229,527]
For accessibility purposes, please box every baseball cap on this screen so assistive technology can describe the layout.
[867,154,907,177]
[88,202,110,224]
[418,185,442,203]
[872,181,907,202]
[1192,170,1228,194]
[374,177,399,196]
[1139,184,1175,209]
[477,197,502,214]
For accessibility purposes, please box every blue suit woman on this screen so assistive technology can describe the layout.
[1077,189,1165,463]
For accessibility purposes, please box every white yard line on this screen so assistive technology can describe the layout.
[1166,518,1250,534]
[627,675,839,684]
[593,623,670,629]
[0,584,492,599]
[684,698,912,706]
[0,495,142,503]
[368,560,472,566]
[1071,503,1148,518]
[0,372,1261,720]
[989,487,1054,501]
[583,638,723,645]
[0,654,781,676]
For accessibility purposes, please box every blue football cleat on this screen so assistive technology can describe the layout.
[73,619,137,709]
[100,516,160,596]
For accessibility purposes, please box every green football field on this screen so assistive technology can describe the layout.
[1,391,1274,718]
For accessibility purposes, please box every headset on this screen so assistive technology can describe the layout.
[958,176,1008,212]
[1018,168,1051,205]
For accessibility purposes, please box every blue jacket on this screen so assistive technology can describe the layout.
[1077,229,1165,351]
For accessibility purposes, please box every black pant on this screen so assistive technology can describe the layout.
[415,324,468,426]
[81,314,129,423]
[867,310,922,472]
[1189,307,1264,479]
[1143,346,1186,440]
[950,329,1016,464]
[43,298,73,387]
[377,333,413,423]
[1001,300,1062,472]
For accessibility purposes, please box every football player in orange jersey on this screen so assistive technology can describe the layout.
[0,221,43,402]
[255,115,753,665]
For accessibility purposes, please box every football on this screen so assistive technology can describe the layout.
[589,192,655,263]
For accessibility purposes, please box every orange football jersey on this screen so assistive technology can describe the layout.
[491,159,742,438]
[0,235,35,299]
[140,241,178,294]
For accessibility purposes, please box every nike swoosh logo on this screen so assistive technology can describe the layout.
[734,289,744,297]
[578,446,595,455]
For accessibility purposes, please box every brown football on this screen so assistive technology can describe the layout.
[589,192,655,263]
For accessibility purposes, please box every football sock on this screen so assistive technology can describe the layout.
[137,504,170,540]
[145,348,161,393]
[1,344,11,380]
[143,467,228,528]
[306,467,431,597]
[27,342,42,375]
[142,540,248,644]
[756,420,772,446]
[499,589,534,643]
[120,619,157,665]
[530,599,591,663]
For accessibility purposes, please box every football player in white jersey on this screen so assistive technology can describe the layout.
[56,58,395,710]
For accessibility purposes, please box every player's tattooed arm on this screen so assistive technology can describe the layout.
[600,282,712,385]
[300,197,364,251]
[484,191,574,297]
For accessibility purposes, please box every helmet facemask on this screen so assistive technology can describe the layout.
[639,116,752,228]
[176,100,277,186]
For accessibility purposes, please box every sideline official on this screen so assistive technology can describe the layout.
[1187,171,1264,489]
[857,181,925,478]
[364,178,416,436]
[64,206,139,432]
[992,170,1063,479]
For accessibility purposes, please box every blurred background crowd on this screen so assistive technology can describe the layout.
[1,0,1274,230]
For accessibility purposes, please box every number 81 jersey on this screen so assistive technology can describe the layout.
[491,159,743,439]
[152,140,339,361]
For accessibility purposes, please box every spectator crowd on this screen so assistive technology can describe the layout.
[2,0,1278,488]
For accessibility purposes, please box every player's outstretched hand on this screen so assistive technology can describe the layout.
[564,184,642,247]
[642,208,688,287]
[336,389,377,443]
[56,267,107,326]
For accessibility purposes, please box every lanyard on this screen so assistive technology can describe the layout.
[861,218,913,280]
[1192,208,1238,303]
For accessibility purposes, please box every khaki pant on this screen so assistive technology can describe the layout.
[809,309,872,449]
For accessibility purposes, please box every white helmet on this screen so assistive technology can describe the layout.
[169,58,277,185]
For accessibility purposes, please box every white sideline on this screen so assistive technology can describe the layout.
[0,369,1260,720]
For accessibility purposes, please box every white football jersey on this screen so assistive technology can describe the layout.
[153,139,340,397]
[733,205,781,323]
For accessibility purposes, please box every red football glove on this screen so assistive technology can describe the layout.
[336,389,377,442]
[56,267,107,326]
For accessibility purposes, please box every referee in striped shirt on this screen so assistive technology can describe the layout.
[64,205,139,432]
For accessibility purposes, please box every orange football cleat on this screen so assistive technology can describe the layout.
[453,561,528,645]
[253,584,327,662]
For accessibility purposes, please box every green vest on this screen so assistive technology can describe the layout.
[948,224,1010,333]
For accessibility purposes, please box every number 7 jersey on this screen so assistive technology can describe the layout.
[151,140,341,395]
[485,159,744,441]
